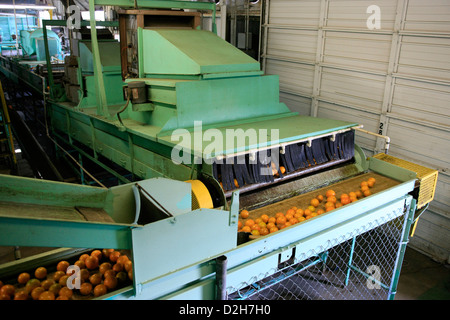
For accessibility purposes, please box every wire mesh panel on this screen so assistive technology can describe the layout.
[228,210,408,300]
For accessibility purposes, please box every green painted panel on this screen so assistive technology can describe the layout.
[141,29,260,76]
[79,40,122,73]
[158,114,359,158]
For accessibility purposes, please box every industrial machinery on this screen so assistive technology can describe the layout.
[0,0,438,301]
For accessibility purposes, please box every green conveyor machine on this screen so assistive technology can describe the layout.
[0,0,438,300]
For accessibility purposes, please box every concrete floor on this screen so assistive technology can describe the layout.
[395,247,450,300]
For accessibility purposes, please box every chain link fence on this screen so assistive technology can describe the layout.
[227,209,408,300]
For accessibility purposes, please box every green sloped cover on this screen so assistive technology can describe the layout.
[141,29,261,75]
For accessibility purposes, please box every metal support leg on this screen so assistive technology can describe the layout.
[387,199,416,300]
[215,255,228,300]
[345,236,356,286]
[79,153,85,185]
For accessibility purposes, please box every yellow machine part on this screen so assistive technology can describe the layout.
[373,153,438,209]
[373,153,439,237]
[186,180,214,210]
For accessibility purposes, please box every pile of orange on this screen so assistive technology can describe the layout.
[0,249,133,300]
[238,177,377,237]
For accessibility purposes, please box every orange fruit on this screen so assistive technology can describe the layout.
[49,283,62,296]
[296,208,304,216]
[355,190,363,198]
[74,260,85,269]
[269,226,279,233]
[326,196,337,204]
[105,270,116,279]
[59,287,73,299]
[310,198,319,207]
[99,262,112,274]
[308,205,316,212]
[286,209,295,216]
[317,209,325,215]
[251,229,260,236]
[238,220,243,230]
[79,282,92,296]
[79,253,90,262]
[57,261,70,273]
[41,279,55,290]
[317,195,324,202]
[240,210,249,219]
[268,217,277,224]
[275,212,284,218]
[102,249,114,260]
[298,216,306,222]
[39,291,55,300]
[361,181,368,188]
[361,185,369,192]
[34,267,47,280]
[276,216,287,226]
[266,222,276,229]
[363,189,371,197]
[124,260,133,273]
[59,275,69,287]
[109,251,121,263]
[56,295,69,300]
[348,192,356,199]
[289,218,298,224]
[368,177,376,185]
[368,180,375,188]
[326,190,336,198]
[279,166,286,174]
[31,287,45,300]
[285,213,294,221]
[91,249,103,260]
[290,206,298,211]
[104,276,118,290]
[251,224,260,231]
[260,227,269,236]
[89,273,103,286]
[17,272,30,284]
[335,202,343,208]
[117,255,129,266]
[1,284,15,297]
[14,290,29,300]
[304,208,312,216]
[324,201,335,208]
[94,284,107,297]
[244,219,255,227]
[326,206,334,212]
[25,279,40,292]
[260,214,269,223]
[258,221,267,229]
[294,212,303,220]
[341,197,351,205]
[350,196,358,202]
[241,226,251,233]
[80,268,90,281]
[85,256,99,270]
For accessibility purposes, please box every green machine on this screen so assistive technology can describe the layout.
[0,0,438,301]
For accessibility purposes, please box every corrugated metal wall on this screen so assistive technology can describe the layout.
[261,0,450,263]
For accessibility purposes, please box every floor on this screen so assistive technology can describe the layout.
[395,247,450,300]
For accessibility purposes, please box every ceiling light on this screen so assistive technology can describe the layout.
[0,5,56,10]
